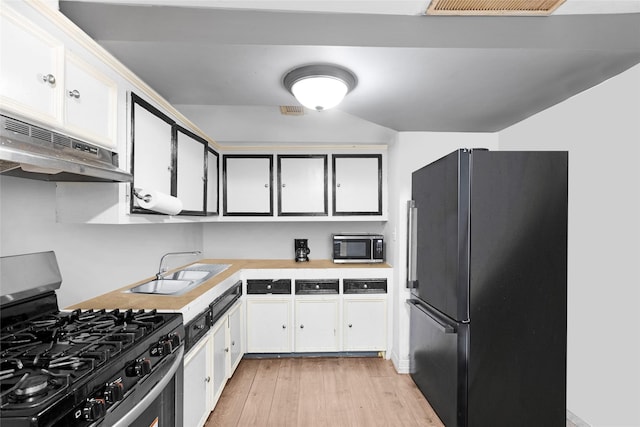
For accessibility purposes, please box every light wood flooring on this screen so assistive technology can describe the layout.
[205,356,444,427]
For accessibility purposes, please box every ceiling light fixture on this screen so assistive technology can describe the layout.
[283,64,357,112]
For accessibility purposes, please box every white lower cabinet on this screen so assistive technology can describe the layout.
[211,318,228,405]
[343,297,387,351]
[211,301,244,407]
[229,303,243,372]
[183,301,244,427]
[183,336,212,427]
[246,298,292,353]
[183,272,389,424]
[294,298,339,352]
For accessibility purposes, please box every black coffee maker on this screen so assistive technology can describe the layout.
[294,239,310,262]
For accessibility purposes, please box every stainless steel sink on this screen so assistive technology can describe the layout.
[126,263,231,296]
[164,270,210,281]
[128,279,194,295]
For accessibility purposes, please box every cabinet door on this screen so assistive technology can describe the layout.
[206,148,219,215]
[228,303,243,374]
[223,155,273,216]
[64,52,117,149]
[246,299,292,353]
[277,155,327,216]
[131,94,173,213]
[0,7,63,124]
[211,319,229,405]
[295,299,339,352]
[344,298,387,351]
[333,154,382,215]
[176,126,206,214]
[183,337,211,427]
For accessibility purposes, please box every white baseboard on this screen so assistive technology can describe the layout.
[390,351,410,374]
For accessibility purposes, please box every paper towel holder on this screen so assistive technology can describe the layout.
[132,187,183,215]
[133,187,151,203]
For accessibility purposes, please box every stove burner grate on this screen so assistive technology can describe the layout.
[1,370,71,408]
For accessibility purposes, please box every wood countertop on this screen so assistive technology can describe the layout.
[66,259,392,312]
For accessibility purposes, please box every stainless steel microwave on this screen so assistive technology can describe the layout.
[332,233,384,263]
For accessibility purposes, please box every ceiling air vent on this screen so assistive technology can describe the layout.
[426,0,566,15]
[280,106,305,116]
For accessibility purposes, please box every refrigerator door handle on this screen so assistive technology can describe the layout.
[407,299,456,334]
[407,200,418,289]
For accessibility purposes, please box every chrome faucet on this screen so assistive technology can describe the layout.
[157,251,201,280]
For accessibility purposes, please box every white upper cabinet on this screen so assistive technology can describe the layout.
[223,155,273,216]
[176,126,206,214]
[0,7,63,124]
[63,51,117,149]
[333,154,383,216]
[132,94,217,217]
[131,95,173,214]
[277,155,327,216]
[0,6,117,150]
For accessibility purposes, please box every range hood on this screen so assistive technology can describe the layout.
[0,114,132,183]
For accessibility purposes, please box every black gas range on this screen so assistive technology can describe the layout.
[0,252,184,427]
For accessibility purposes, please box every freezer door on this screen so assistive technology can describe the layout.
[408,299,468,427]
[410,149,470,321]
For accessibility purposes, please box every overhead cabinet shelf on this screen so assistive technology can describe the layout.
[131,93,219,216]
[221,153,385,220]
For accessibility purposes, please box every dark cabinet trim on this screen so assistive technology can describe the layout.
[206,146,220,215]
[222,154,274,216]
[332,154,383,216]
[130,92,176,215]
[175,124,208,216]
[277,154,328,216]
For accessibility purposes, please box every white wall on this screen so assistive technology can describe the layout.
[386,131,499,371]
[202,221,385,260]
[0,176,204,309]
[499,64,640,427]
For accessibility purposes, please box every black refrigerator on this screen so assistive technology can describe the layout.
[407,149,567,427]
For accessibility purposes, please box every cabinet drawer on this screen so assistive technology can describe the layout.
[184,308,211,352]
[247,279,291,294]
[344,278,387,294]
[295,279,339,295]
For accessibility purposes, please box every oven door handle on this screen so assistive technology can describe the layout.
[111,345,184,427]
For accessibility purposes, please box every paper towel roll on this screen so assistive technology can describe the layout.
[137,189,183,215]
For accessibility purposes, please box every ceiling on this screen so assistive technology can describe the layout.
[59,1,640,134]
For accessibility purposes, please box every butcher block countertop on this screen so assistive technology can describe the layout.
[66,259,392,313]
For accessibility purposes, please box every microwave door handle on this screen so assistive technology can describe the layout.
[407,200,418,289]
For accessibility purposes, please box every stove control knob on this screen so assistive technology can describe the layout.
[83,398,106,421]
[126,358,151,377]
[105,382,124,403]
[168,333,181,348]
[161,339,173,354]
